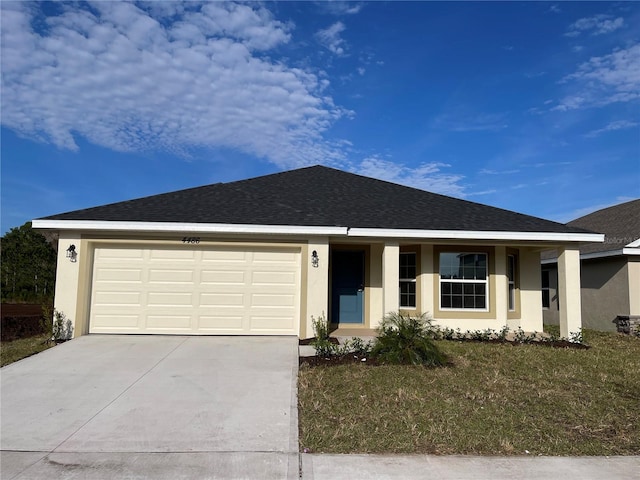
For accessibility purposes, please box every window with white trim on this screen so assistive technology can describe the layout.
[439,252,488,310]
[541,270,550,309]
[399,252,416,308]
[507,254,516,311]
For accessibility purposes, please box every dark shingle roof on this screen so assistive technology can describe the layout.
[567,199,640,255]
[40,165,591,234]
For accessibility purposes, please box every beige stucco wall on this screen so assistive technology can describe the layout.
[303,237,329,339]
[581,257,630,332]
[628,257,640,316]
[518,248,543,332]
[557,247,582,338]
[544,256,634,332]
[50,231,582,338]
[53,231,83,338]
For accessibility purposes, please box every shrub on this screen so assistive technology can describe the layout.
[371,312,446,367]
[310,313,334,358]
[52,310,73,342]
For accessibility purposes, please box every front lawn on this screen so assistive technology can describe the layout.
[1,334,53,367]
[298,329,640,455]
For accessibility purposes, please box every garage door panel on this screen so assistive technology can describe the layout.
[95,268,143,282]
[252,271,296,285]
[251,294,296,307]
[92,314,141,329]
[147,292,193,306]
[146,315,192,329]
[200,270,245,284]
[148,269,194,283]
[200,292,245,306]
[93,291,142,306]
[90,245,300,335]
[149,250,196,261]
[202,250,246,262]
[197,315,244,330]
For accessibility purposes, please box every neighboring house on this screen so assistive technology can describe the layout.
[542,199,640,332]
[32,166,602,339]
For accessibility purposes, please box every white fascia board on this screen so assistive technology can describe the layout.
[626,238,640,248]
[544,248,639,263]
[31,219,348,236]
[347,228,604,243]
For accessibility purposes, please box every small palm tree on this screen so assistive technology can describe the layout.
[371,312,446,366]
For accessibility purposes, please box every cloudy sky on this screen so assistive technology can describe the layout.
[1,1,639,234]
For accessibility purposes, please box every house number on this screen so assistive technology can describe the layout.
[182,237,201,244]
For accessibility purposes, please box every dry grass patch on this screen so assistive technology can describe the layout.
[298,330,640,455]
[1,334,53,367]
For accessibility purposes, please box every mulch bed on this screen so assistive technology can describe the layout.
[300,353,380,367]
[299,337,589,367]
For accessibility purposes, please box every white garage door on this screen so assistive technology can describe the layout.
[89,245,301,335]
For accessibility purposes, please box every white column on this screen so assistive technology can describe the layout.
[494,246,509,328]
[382,242,400,317]
[558,247,582,338]
[420,244,434,316]
[304,237,329,338]
[628,259,640,316]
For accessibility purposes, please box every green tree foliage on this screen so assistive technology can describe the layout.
[1,222,57,302]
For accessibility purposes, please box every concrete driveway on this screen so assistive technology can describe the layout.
[1,335,299,479]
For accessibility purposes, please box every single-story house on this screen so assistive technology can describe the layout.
[542,199,640,332]
[33,165,603,339]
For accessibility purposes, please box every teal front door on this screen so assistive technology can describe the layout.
[331,250,364,324]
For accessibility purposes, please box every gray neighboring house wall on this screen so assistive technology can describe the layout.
[542,199,640,332]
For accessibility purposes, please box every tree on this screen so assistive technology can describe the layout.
[1,222,57,303]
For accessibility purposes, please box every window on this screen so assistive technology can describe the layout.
[507,254,516,311]
[399,252,416,308]
[541,270,550,309]
[439,252,488,310]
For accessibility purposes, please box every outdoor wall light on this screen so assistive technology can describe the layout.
[66,244,77,263]
[311,250,319,268]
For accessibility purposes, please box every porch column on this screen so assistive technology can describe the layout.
[557,246,582,338]
[382,242,400,318]
[494,246,510,328]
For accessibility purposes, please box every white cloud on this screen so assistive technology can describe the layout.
[548,5,561,14]
[319,1,363,16]
[584,120,639,138]
[554,44,640,111]
[315,21,347,56]
[479,168,520,175]
[354,157,466,197]
[565,14,624,37]
[0,2,350,168]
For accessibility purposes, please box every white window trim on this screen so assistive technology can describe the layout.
[541,270,551,310]
[399,252,417,309]
[439,252,489,312]
[507,254,516,312]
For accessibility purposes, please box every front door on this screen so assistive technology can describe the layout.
[331,250,365,324]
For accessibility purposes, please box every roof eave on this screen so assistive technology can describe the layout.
[32,219,604,243]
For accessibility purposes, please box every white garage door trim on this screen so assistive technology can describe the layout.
[89,244,301,335]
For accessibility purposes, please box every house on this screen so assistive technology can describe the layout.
[542,199,640,333]
[32,165,602,339]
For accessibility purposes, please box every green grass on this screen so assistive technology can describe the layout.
[1,334,53,367]
[298,329,640,455]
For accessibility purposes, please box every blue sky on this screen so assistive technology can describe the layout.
[2,1,639,234]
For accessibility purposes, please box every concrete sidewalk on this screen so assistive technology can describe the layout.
[301,454,640,479]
